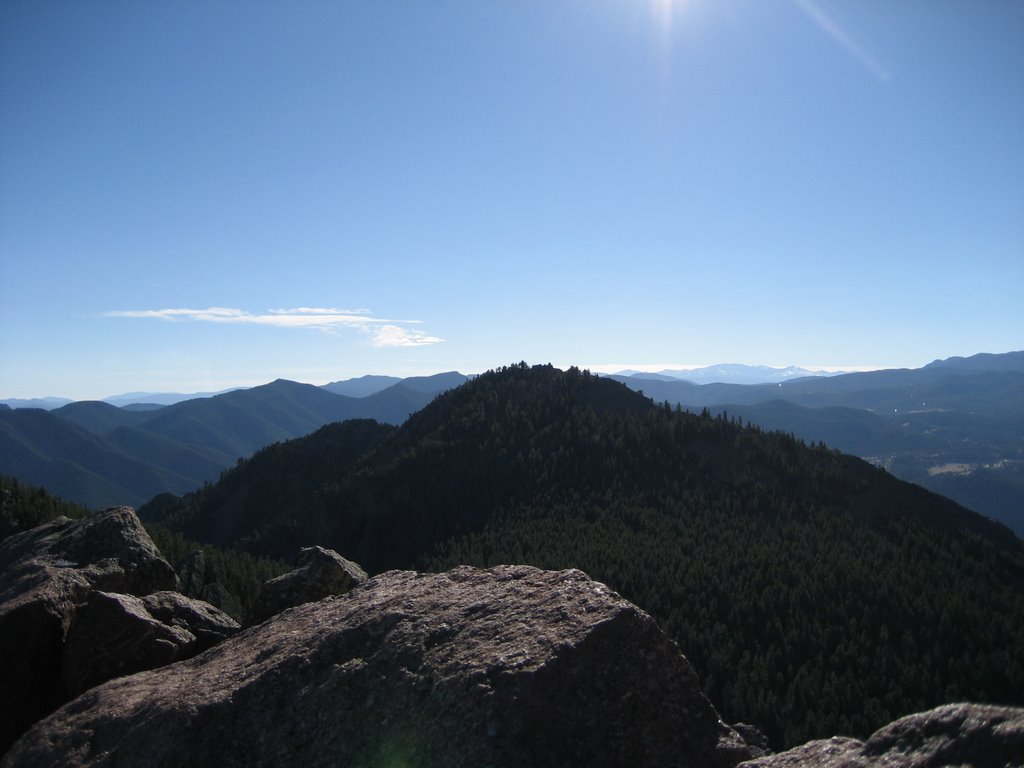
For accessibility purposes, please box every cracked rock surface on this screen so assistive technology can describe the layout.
[0,507,178,753]
[4,565,751,768]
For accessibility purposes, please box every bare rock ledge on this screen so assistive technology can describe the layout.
[4,565,751,768]
[738,702,1024,768]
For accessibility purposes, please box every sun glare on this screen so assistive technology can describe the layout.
[650,0,678,35]
[647,0,699,66]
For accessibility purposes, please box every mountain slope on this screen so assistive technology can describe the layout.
[142,363,1024,749]
[144,418,395,551]
[612,352,1024,533]
[0,408,204,507]
[51,400,151,434]
[923,350,1024,373]
[136,379,361,464]
[0,378,452,509]
[320,374,402,397]
[613,365,1024,414]
[0,473,89,539]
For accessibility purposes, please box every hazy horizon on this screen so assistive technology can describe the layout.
[2,2,1021,400]
[2,355,1006,403]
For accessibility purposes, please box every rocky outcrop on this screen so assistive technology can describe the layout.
[737,703,1024,768]
[4,565,752,768]
[140,589,240,650]
[0,506,176,598]
[62,590,240,695]
[247,544,367,625]
[732,723,772,759]
[0,507,179,754]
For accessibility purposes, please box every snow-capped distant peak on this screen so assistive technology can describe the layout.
[650,364,845,386]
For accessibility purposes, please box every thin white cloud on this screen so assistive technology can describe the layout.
[104,307,445,348]
[790,0,890,82]
[370,324,446,348]
[268,307,373,317]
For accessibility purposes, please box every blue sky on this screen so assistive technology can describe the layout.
[2,1,1021,399]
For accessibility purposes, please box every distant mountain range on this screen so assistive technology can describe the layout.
[0,397,75,410]
[616,364,847,385]
[1,388,244,410]
[2,373,477,410]
[0,372,467,508]
[1,364,846,410]
[1,352,1021,535]
[102,388,245,407]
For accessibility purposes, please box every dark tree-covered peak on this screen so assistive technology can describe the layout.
[382,362,651,454]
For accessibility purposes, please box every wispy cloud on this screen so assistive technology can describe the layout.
[104,307,444,348]
[789,0,890,82]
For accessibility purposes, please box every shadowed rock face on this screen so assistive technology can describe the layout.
[737,703,1024,768]
[4,565,752,768]
[61,590,240,695]
[0,507,178,754]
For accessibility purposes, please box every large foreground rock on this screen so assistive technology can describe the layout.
[0,507,178,753]
[4,565,752,768]
[738,703,1024,768]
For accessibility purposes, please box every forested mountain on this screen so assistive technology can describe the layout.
[613,351,1024,534]
[0,374,462,509]
[144,418,396,554]
[142,363,1024,749]
[0,407,212,508]
[0,473,88,538]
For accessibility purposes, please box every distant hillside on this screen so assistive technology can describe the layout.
[142,362,1024,749]
[613,351,1024,412]
[0,397,73,411]
[52,400,151,434]
[0,373,462,509]
[0,474,88,539]
[613,351,1024,534]
[0,407,210,508]
[924,350,1024,373]
[320,374,402,397]
[102,388,243,407]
